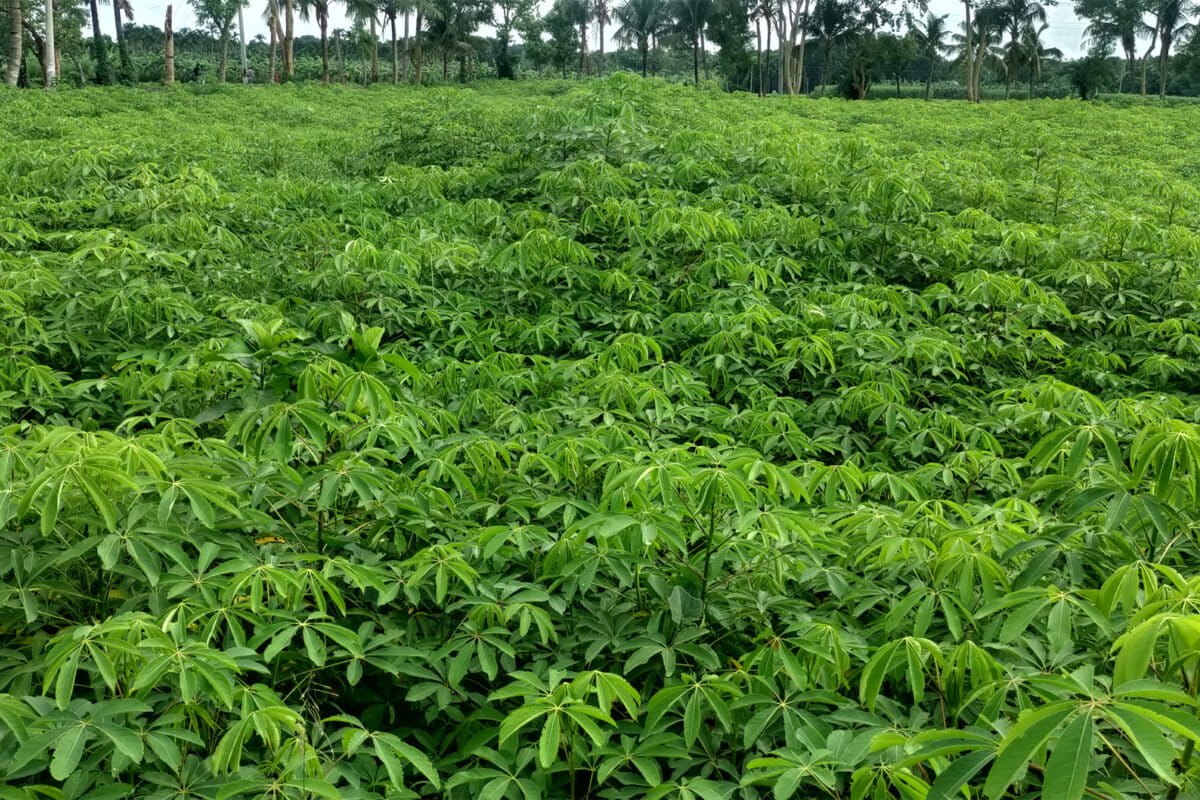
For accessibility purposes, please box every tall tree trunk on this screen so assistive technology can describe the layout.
[218,27,229,80]
[777,13,789,92]
[597,15,604,75]
[88,0,112,84]
[1159,35,1170,98]
[792,0,811,94]
[1140,32,1155,95]
[27,25,46,84]
[44,0,56,87]
[971,38,985,101]
[402,11,409,80]
[794,0,809,94]
[238,2,248,79]
[112,1,132,81]
[4,0,21,86]
[764,19,771,92]
[925,54,932,99]
[895,72,900,97]
[441,48,447,80]
[283,0,294,78]
[320,11,329,81]
[390,16,397,82]
[334,27,344,80]
[164,4,174,84]
[961,0,973,101]
[701,30,707,79]
[578,21,587,75]
[692,33,699,85]
[412,8,422,83]
[268,0,279,80]
[754,19,762,94]
[641,39,647,77]
[369,15,378,82]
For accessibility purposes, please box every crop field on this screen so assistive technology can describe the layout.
[4,77,1200,800]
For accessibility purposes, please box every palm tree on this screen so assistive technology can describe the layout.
[807,0,855,92]
[998,0,1047,97]
[262,0,283,79]
[189,0,241,80]
[494,0,526,78]
[593,0,609,73]
[672,0,711,85]
[561,0,590,75]
[614,0,666,76]
[423,0,487,80]
[949,9,1002,101]
[909,12,950,99]
[4,0,20,86]
[1078,0,1153,92]
[345,0,380,81]
[283,0,294,78]
[104,0,135,81]
[411,0,423,82]
[748,0,765,92]
[1020,20,1061,96]
[87,0,114,83]
[380,0,402,82]
[298,0,332,80]
[1152,0,1194,96]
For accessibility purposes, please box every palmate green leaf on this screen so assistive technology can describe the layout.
[373,732,441,790]
[1042,713,1093,800]
[94,722,144,763]
[498,703,549,745]
[927,750,993,800]
[50,724,88,781]
[983,703,1077,799]
[537,711,561,768]
[1104,704,1177,784]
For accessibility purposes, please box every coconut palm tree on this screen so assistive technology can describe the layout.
[593,0,609,73]
[949,8,1003,101]
[379,0,406,82]
[1152,0,1194,96]
[998,0,1047,97]
[909,11,950,99]
[345,0,380,81]
[560,0,590,75]
[1020,20,1061,96]
[807,0,856,92]
[410,0,423,82]
[423,0,487,80]
[188,0,241,80]
[672,0,712,85]
[86,0,114,83]
[103,0,134,80]
[262,0,283,79]
[614,0,666,76]
[1077,0,1153,92]
[298,0,332,80]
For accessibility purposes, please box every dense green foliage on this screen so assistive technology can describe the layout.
[5,78,1200,800]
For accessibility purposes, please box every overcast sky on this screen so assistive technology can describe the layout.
[118,0,1091,58]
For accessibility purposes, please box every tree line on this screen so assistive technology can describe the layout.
[3,0,1200,96]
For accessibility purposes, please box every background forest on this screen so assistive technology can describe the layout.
[6,0,1200,97]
